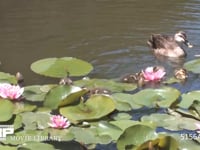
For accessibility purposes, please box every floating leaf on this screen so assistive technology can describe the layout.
[183,58,200,73]
[179,90,200,109]
[21,112,50,130]
[0,99,14,121]
[0,145,17,150]
[74,78,137,92]
[136,134,178,150]
[70,126,112,144]
[44,85,87,109]
[60,95,115,122]
[0,72,17,84]
[141,113,199,131]
[23,85,55,102]
[47,128,74,141]
[31,57,93,78]
[13,102,37,114]
[18,142,55,150]
[117,125,157,150]
[112,93,142,111]
[132,87,180,108]
[96,121,123,141]
[13,115,23,130]
[5,130,49,145]
[112,113,132,120]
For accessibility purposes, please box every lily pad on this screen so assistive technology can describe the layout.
[60,95,115,122]
[179,90,200,109]
[4,130,49,145]
[136,134,178,150]
[18,142,55,150]
[13,102,37,114]
[132,87,180,108]
[70,126,112,144]
[141,113,199,131]
[44,85,88,109]
[183,58,200,73]
[0,99,14,121]
[23,85,56,102]
[112,93,142,111]
[31,57,93,78]
[0,72,17,84]
[74,78,137,92]
[117,124,157,150]
[0,146,17,150]
[21,112,51,130]
[47,128,74,141]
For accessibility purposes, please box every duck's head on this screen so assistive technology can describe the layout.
[174,31,193,48]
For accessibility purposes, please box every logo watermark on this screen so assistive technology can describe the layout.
[0,125,14,140]
[0,125,61,142]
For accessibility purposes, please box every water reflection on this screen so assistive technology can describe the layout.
[0,0,199,85]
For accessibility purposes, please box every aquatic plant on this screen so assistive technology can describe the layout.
[142,66,166,82]
[0,83,24,100]
[48,115,70,129]
[0,57,200,150]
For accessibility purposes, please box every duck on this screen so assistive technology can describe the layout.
[147,31,193,57]
[174,68,188,80]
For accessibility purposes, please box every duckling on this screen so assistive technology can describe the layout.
[16,72,24,87]
[121,73,139,83]
[174,68,188,80]
[147,31,193,57]
[59,72,73,85]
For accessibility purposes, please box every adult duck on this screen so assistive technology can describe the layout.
[147,31,193,57]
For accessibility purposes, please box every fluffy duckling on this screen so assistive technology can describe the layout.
[174,68,188,80]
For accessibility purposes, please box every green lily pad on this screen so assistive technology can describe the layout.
[0,145,17,150]
[0,72,17,84]
[13,115,23,130]
[112,93,142,111]
[23,85,56,102]
[18,142,55,150]
[13,102,37,114]
[132,87,180,108]
[31,57,93,78]
[21,112,51,130]
[112,113,132,120]
[47,128,74,142]
[141,113,199,131]
[0,99,14,121]
[136,134,178,150]
[70,126,112,144]
[183,58,200,73]
[179,90,200,109]
[4,130,49,145]
[96,121,123,141]
[60,95,115,122]
[74,78,137,92]
[44,85,88,109]
[117,124,157,150]
[110,120,140,131]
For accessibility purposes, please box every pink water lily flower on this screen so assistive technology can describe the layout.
[48,115,70,129]
[142,66,166,82]
[0,83,24,100]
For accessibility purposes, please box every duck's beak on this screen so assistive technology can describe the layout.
[184,40,193,48]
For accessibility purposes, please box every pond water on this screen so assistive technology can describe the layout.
[0,0,200,149]
[0,0,200,85]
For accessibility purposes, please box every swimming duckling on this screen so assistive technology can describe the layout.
[174,68,188,80]
[147,31,193,57]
